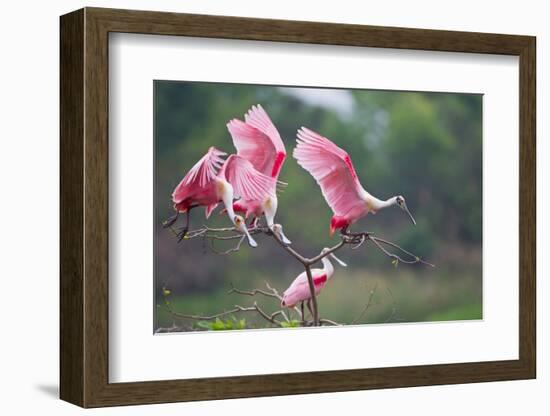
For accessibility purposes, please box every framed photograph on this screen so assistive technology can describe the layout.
[60,7,536,407]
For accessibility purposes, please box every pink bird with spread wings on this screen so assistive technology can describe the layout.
[293,127,416,236]
[226,105,291,244]
[163,146,275,247]
[281,247,347,315]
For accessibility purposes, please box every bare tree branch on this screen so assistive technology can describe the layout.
[268,227,309,264]
[162,305,242,321]
[228,282,302,321]
[227,284,280,301]
[160,302,284,328]
[303,265,319,326]
[161,279,383,330]
[165,221,434,327]
[369,236,435,267]
[250,301,285,325]
[155,323,191,333]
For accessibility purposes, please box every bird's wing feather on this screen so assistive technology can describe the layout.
[172,146,226,203]
[223,155,276,202]
[227,104,286,179]
[284,269,325,293]
[282,269,327,306]
[313,274,328,286]
[293,127,365,217]
[245,105,286,178]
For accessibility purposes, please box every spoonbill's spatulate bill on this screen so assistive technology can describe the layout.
[164,146,275,247]
[281,248,347,314]
[226,105,291,244]
[293,127,416,236]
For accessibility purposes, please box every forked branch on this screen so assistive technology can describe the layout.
[166,222,433,327]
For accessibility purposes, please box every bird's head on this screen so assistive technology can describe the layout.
[233,215,258,247]
[395,195,416,225]
[321,247,348,267]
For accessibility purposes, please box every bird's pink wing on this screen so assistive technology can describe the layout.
[227,104,286,179]
[313,274,328,286]
[282,271,327,306]
[282,273,309,306]
[172,146,226,204]
[293,127,365,217]
[223,155,276,202]
[245,105,287,178]
[205,203,219,219]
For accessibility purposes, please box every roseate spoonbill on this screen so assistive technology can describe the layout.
[163,146,275,247]
[226,105,291,245]
[281,248,347,317]
[293,127,416,236]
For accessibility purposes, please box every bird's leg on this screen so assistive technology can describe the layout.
[306,299,314,321]
[162,211,179,228]
[248,217,258,229]
[176,209,192,243]
[300,301,305,323]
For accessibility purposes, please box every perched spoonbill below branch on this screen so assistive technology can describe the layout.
[281,248,347,318]
[226,104,291,245]
[163,146,275,247]
[293,127,416,236]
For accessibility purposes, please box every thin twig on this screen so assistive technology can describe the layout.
[209,235,246,255]
[384,287,399,323]
[268,227,309,264]
[351,234,367,250]
[227,284,280,301]
[166,222,434,327]
[308,240,346,265]
[251,301,284,325]
[163,306,242,321]
[352,282,379,324]
[319,318,343,326]
[265,281,301,321]
[370,236,435,267]
[229,282,300,322]
[161,302,284,327]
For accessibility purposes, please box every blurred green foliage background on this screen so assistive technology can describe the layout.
[154,81,482,332]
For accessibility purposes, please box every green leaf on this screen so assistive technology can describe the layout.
[197,321,213,330]
[210,318,226,330]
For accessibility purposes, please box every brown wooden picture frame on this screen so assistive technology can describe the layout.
[60,7,536,408]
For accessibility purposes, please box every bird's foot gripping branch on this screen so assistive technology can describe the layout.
[161,223,434,329]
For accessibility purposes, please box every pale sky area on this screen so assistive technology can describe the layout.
[278,86,355,119]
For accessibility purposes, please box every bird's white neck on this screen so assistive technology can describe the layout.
[367,194,398,211]
[262,195,278,227]
[321,256,334,279]
[218,179,236,224]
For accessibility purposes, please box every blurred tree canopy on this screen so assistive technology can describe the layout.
[154,81,482,329]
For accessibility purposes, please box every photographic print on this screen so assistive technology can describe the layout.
[154,81,482,333]
[60,9,535,406]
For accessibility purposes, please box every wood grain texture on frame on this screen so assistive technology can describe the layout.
[60,7,536,408]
